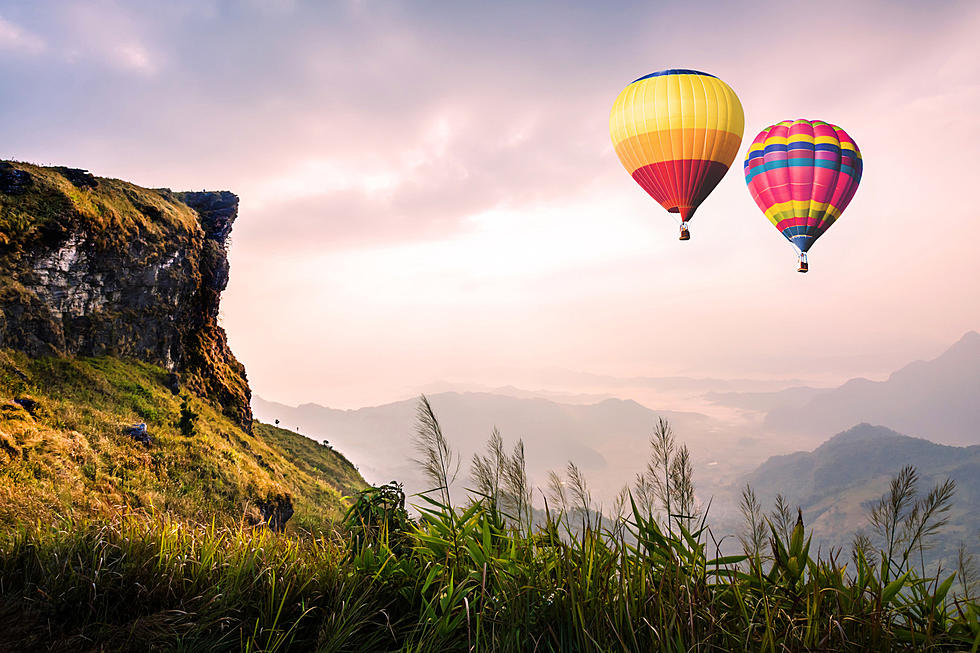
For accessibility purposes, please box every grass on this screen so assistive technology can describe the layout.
[1,395,978,651]
[0,161,200,251]
[2,484,978,651]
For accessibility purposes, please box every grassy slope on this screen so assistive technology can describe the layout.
[0,350,365,533]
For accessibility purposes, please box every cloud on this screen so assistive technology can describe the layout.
[236,101,613,251]
[1,6,164,73]
[111,41,157,73]
[178,1,980,254]
[56,3,163,75]
[0,16,46,54]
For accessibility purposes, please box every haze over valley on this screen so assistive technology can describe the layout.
[254,331,980,537]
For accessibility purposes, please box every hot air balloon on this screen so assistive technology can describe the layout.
[744,119,862,272]
[610,69,744,240]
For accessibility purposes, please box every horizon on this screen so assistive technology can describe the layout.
[254,328,978,411]
[2,1,978,409]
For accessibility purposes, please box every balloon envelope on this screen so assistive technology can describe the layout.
[610,69,744,232]
[744,119,862,255]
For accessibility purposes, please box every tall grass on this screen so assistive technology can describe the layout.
[2,397,979,651]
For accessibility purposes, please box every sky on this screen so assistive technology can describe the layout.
[1,0,978,408]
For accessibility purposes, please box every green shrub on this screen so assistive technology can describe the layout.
[176,397,197,436]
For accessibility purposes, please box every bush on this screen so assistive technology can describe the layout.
[176,397,197,436]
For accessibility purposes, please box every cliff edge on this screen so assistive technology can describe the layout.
[0,161,251,430]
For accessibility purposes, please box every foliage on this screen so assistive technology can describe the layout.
[177,396,198,436]
[413,394,458,508]
[632,417,700,529]
[3,483,979,651]
[343,481,413,556]
[739,483,767,558]
[866,464,957,582]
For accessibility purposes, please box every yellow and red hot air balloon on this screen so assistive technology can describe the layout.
[610,69,744,240]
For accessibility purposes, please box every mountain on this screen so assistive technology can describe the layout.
[253,392,788,507]
[760,332,980,445]
[738,423,980,563]
[0,162,366,531]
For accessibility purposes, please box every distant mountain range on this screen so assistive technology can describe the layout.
[252,392,782,508]
[708,331,980,446]
[500,372,811,394]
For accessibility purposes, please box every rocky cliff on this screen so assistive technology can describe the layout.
[0,161,251,430]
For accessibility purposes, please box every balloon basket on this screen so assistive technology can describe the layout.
[797,252,808,273]
[679,223,690,241]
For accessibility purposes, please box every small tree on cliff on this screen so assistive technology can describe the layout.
[177,397,198,436]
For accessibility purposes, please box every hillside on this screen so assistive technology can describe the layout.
[0,350,365,532]
[762,332,980,445]
[740,423,980,562]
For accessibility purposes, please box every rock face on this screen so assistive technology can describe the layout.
[256,494,295,532]
[0,162,251,430]
[0,163,33,195]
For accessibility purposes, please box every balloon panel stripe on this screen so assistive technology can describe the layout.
[632,160,729,218]
[614,129,741,170]
[632,69,718,82]
[744,158,861,184]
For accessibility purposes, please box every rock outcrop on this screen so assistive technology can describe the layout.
[123,422,152,446]
[0,162,251,430]
[256,494,295,533]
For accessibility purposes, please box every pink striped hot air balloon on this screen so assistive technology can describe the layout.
[743,119,862,272]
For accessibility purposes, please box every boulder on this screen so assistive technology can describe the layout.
[12,396,40,416]
[51,167,98,189]
[256,494,294,532]
[123,422,152,446]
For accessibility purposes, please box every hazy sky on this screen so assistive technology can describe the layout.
[1,0,978,407]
